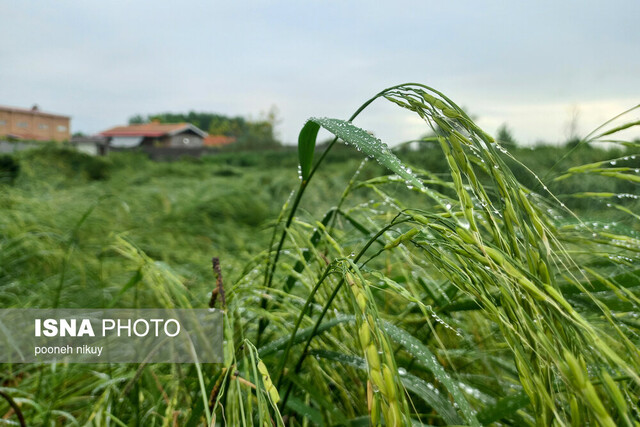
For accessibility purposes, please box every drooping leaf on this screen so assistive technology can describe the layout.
[286,374,349,425]
[285,396,325,426]
[382,321,480,426]
[258,315,355,357]
[596,119,640,138]
[106,269,143,308]
[311,349,463,425]
[476,391,531,424]
[298,120,321,181]
[399,373,463,426]
[307,117,423,190]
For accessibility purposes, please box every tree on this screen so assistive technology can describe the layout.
[563,106,583,148]
[128,115,145,124]
[232,106,281,150]
[496,124,517,148]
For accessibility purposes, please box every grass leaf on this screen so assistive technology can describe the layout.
[308,117,424,190]
[476,391,530,424]
[298,120,321,181]
[382,321,480,426]
[258,315,355,357]
[285,396,325,426]
[311,349,463,425]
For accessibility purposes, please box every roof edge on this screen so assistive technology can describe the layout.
[167,123,208,138]
[0,105,70,119]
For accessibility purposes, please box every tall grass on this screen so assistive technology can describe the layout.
[0,84,638,426]
[247,84,640,425]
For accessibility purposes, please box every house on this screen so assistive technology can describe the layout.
[100,122,207,149]
[0,104,71,142]
[203,135,236,147]
[70,135,108,156]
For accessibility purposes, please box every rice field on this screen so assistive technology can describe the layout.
[1,83,639,426]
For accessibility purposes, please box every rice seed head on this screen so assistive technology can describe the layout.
[366,344,381,371]
[344,266,406,426]
[371,394,380,425]
[601,369,628,415]
[358,322,371,348]
[570,395,581,426]
[382,364,397,400]
[384,227,419,250]
[257,360,280,404]
[583,382,615,426]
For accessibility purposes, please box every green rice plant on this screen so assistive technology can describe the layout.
[343,264,409,426]
[248,83,640,425]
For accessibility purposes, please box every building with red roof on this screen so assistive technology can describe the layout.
[100,122,207,149]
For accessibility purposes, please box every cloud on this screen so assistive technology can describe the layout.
[0,1,638,144]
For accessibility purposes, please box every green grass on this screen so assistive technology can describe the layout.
[0,84,639,426]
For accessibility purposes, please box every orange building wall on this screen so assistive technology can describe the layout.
[0,109,70,142]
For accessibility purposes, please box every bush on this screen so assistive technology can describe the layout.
[195,191,270,227]
[0,154,20,184]
[22,146,111,181]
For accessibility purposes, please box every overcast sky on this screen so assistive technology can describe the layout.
[1,1,639,145]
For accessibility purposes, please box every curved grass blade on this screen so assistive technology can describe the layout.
[284,207,337,292]
[381,321,480,426]
[286,374,349,425]
[442,269,640,313]
[258,315,355,357]
[399,373,463,426]
[285,396,325,426]
[476,391,531,425]
[307,117,424,190]
[106,268,143,308]
[311,349,463,425]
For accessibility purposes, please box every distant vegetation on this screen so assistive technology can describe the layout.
[0,154,20,183]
